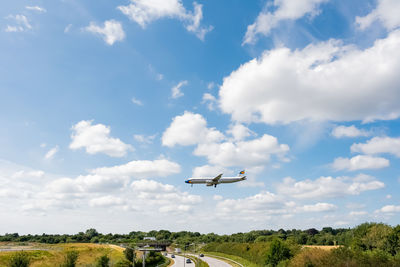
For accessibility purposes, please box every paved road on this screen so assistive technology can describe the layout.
[200,256,232,267]
[167,253,194,267]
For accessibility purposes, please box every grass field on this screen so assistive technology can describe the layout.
[0,243,126,266]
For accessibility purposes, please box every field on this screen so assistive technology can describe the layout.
[0,242,126,266]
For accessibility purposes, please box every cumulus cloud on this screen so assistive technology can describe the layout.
[131,179,202,213]
[376,205,400,213]
[277,174,384,199]
[45,146,59,160]
[162,112,224,147]
[84,20,125,45]
[332,155,389,171]
[118,0,212,40]
[70,120,133,157]
[332,125,369,138]
[220,30,400,124]
[356,0,400,31]
[171,80,188,99]
[26,6,46,13]
[243,0,328,44]
[5,15,32,32]
[191,165,227,177]
[300,203,337,212]
[351,136,400,157]
[89,159,181,179]
[89,196,126,207]
[194,134,289,167]
[226,124,254,141]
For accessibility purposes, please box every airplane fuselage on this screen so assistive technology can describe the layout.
[185,176,246,186]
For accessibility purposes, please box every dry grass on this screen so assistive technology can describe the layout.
[0,243,126,267]
[302,245,341,251]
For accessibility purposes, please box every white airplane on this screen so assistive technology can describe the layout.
[185,170,246,187]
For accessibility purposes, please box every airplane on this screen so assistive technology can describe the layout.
[185,170,246,188]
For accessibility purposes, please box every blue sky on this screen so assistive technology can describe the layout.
[1,0,400,234]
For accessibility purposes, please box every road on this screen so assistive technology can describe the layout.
[167,253,231,267]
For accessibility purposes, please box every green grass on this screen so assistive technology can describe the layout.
[203,252,259,267]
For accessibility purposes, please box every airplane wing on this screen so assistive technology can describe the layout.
[212,173,223,183]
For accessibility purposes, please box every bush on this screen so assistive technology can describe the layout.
[8,251,31,267]
[60,250,79,267]
[266,239,292,267]
[115,259,132,267]
[96,255,110,267]
[124,248,135,263]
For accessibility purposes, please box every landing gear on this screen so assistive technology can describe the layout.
[214,184,217,188]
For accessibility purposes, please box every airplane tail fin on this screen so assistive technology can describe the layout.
[239,170,245,177]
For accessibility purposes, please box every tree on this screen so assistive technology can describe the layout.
[265,239,292,267]
[124,248,135,263]
[8,251,30,267]
[96,255,110,267]
[60,250,79,267]
[385,225,400,256]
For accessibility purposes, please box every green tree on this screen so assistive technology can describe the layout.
[265,239,292,267]
[8,251,31,267]
[60,250,79,267]
[124,248,135,263]
[95,255,110,267]
[385,225,400,256]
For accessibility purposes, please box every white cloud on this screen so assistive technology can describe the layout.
[216,191,292,220]
[243,0,328,44]
[5,15,32,32]
[192,165,226,177]
[207,82,215,90]
[89,159,181,179]
[45,146,59,160]
[70,120,133,157]
[332,155,389,171]
[202,93,217,110]
[26,6,46,13]
[162,112,224,147]
[89,196,126,207]
[133,134,157,144]
[226,124,254,141]
[376,205,400,213]
[356,0,400,31]
[131,179,202,213]
[84,20,125,45]
[117,0,212,40]
[131,97,143,106]
[12,170,45,179]
[332,125,369,138]
[349,211,368,216]
[351,136,400,157]
[194,134,289,167]
[277,174,384,199]
[171,80,188,99]
[220,30,400,124]
[300,203,337,212]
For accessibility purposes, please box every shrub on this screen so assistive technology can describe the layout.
[266,239,292,267]
[96,255,110,267]
[60,250,79,267]
[8,251,31,267]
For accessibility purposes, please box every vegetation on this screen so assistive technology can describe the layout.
[60,250,79,267]
[95,255,110,267]
[8,251,31,267]
[1,222,400,266]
